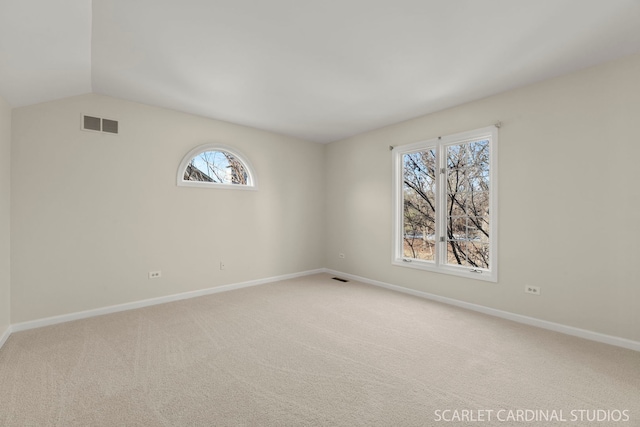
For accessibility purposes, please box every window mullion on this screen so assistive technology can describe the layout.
[436,144,445,267]
[398,153,405,260]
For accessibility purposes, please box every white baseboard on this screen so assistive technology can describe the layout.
[326,269,640,352]
[0,325,11,349]
[3,268,638,354]
[8,268,325,336]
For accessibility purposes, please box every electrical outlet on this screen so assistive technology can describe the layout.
[525,285,540,295]
[149,271,162,279]
[220,261,225,270]
[339,253,345,259]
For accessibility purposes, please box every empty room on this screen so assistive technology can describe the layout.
[1,0,639,426]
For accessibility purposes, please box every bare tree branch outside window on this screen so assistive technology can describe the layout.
[184,150,249,185]
[402,139,491,268]
[402,150,436,261]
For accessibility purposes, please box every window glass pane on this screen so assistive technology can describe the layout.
[402,150,436,260]
[467,242,490,268]
[447,241,471,266]
[468,216,490,243]
[447,191,490,217]
[446,241,487,268]
[446,140,490,268]
[184,150,249,185]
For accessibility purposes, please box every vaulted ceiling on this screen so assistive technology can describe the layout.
[1,0,640,143]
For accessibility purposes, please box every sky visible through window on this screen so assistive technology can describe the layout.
[185,150,248,185]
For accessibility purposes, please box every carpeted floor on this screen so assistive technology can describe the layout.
[0,273,638,426]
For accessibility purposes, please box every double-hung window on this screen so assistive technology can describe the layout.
[392,126,498,282]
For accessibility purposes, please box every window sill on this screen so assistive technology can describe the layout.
[177,181,258,191]
[392,258,497,282]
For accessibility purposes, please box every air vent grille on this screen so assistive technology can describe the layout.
[102,119,118,134]
[83,115,101,131]
[81,114,119,134]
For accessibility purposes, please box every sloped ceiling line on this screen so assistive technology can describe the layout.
[1,0,640,143]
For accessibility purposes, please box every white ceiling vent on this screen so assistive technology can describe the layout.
[81,114,118,134]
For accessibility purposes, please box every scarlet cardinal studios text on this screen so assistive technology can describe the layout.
[433,409,630,423]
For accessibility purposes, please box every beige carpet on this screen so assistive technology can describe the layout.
[0,273,638,426]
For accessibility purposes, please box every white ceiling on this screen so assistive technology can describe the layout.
[1,0,640,143]
[0,0,92,107]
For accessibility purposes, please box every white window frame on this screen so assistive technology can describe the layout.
[177,144,258,190]
[392,126,498,282]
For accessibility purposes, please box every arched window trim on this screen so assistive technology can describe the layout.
[177,144,258,190]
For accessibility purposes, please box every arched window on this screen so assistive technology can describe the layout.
[177,144,256,189]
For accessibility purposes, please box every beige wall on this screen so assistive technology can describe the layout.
[325,53,640,342]
[11,94,325,322]
[0,95,10,336]
[7,55,640,343]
